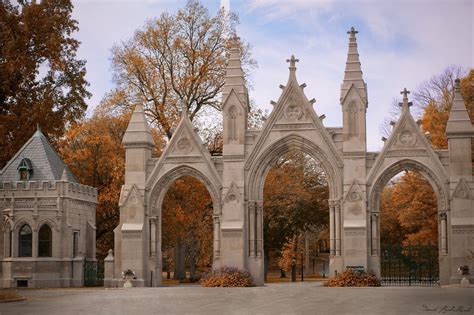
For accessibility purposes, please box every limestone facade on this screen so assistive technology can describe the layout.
[107,28,474,287]
[0,129,98,288]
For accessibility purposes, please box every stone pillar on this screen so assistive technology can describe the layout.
[440,213,448,255]
[248,202,256,257]
[334,201,341,256]
[329,200,335,256]
[256,202,263,257]
[149,218,157,257]
[371,213,378,255]
[104,249,115,287]
[213,216,221,258]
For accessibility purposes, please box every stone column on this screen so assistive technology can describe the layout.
[329,200,335,256]
[248,202,256,257]
[213,215,221,258]
[440,213,448,255]
[335,201,341,256]
[149,217,157,257]
[371,213,378,255]
[256,202,263,257]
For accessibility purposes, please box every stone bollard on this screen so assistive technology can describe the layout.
[104,249,115,287]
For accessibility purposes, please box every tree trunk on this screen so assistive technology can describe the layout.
[174,237,186,281]
[280,269,286,278]
[291,264,296,282]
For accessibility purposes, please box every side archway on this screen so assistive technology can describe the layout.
[147,165,222,286]
[368,158,450,282]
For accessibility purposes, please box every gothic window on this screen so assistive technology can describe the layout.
[19,224,32,257]
[17,158,33,181]
[38,224,52,257]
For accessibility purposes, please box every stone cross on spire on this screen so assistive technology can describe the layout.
[347,26,358,38]
[400,88,410,99]
[399,88,412,111]
[287,55,299,69]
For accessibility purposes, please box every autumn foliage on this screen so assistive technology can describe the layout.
[59,110,129,259]
[200,266,255,287]
[380,172,438,247]
[0,0,90,168]
[325,269,381,287]
[162,176,214,280]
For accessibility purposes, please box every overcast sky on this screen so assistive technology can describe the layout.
[72,0,473,151]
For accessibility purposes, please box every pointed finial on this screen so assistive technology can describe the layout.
[399,88,412,110]
[347,26,358,38]
[181,101,188,119]
[286,55,299,70]
[400,88,410,99]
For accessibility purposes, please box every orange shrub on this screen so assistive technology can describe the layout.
[325,268,381,287]
[200,266,255,287]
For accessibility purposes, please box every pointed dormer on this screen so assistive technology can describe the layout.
[446,79,474,138]
[341,27,368,152]
[222,34,248,156]
[122,104,155,188]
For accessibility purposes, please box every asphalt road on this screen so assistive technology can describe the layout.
[1,282,473,315]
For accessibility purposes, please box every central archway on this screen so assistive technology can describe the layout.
[245,134,343,284]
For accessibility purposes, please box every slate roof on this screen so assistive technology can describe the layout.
[0,128,78,183]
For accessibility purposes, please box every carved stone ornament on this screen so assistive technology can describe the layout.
[398,130,415,145]
[284,103,304,121]
[344,180,365,203]
[224,182,240,203]
[175,137,193,154]
[452,178,471,200]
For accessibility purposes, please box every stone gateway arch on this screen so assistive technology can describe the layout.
[104,28,474,287]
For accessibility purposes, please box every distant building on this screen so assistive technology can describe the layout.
[0,128,97,288]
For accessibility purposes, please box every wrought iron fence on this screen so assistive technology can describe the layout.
[84,260,104,287]
[380,243,439,286]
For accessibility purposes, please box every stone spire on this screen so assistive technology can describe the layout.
[222,34,248,109]
[340,27,367,104]
[446,79,474,137]
[122,103,155,148]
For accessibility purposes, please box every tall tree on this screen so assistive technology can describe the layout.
[107,0,255,140]
[59,109,130,260]
[0,0,90,168]
[380,172,438,246]
[263,151,329,279]
[161,176,213,280]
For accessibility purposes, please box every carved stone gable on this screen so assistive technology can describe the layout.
[452,178,472,200]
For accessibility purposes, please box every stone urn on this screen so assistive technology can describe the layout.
[122,269,136,288]
[457,265,470,287]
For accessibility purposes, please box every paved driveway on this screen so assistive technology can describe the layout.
[1,283,473,315]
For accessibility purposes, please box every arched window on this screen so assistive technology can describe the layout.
[38,224,52,257]
[19,224,32,257]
